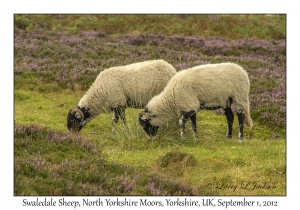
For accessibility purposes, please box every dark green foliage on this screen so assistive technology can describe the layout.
[14,16,30,30]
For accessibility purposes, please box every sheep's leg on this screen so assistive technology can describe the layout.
[190,113,198,138]
[116,107,126,124]
[179,111,196,139]
[112,107,126,132]
[118,107,126,124]
[112,108,119,132]
[179,114,187,139]
[112,109,119,123]
[237,110,244,142]
[225,107,234,139]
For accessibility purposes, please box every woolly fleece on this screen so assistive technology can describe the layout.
[145,62,253,128]
[78,60,176,117]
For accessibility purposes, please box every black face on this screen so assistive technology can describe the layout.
[139,118,159,137]
[67,106,91,133]
[67,110,83,133]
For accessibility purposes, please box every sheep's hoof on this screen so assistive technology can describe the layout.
[181,135,186,140]
[237,139,243,143]
[226,135,232,139]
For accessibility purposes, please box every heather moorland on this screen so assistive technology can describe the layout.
[14,14,286,196]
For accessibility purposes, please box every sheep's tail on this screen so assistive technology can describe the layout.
[244,98,253,129]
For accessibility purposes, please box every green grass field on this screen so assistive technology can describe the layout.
[14,14,286,196]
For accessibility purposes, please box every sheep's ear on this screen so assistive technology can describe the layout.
[71,107,84,120]
[139,110,151,121]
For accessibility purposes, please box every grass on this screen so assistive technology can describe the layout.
[14,89,285,196]
[14,14,286,196]
[14,14,286,40]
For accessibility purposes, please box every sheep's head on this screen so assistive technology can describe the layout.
[67,106,91,133]
[138,108,159,138]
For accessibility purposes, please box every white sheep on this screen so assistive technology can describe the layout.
[67,60,177,133]
[139,62,253,142]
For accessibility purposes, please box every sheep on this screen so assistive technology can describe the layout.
[67,59,177,133]
[139,62,253,142]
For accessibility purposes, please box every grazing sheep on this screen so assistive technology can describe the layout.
[139,62,253,142]
[67,60,176,133]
